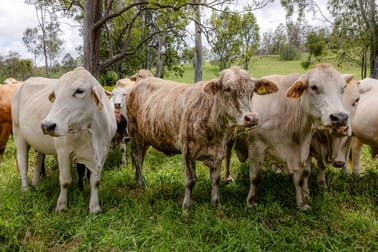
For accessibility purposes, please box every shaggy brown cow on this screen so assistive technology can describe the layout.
[126,66,278,209]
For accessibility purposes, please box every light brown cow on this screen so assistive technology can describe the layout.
[126,67,278,210]
[3,77,21,84]
[234,64,351,211]
[309,77,360,187]
[130,69,153,82]
[349,78,378,175]
[0,82,22,161]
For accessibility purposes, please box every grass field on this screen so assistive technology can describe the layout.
[0,55,377,251]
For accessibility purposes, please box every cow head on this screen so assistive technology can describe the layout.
[108,87,127,110]
[202,66,278,127]
[41,67,105,136]
[286,64,351,135]
[130,69,153,82]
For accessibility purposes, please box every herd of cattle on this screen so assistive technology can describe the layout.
[0,64,377,213]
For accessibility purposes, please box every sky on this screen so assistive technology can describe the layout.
[0,0,331,65]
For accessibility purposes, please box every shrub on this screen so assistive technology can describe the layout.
[279,44,300,61]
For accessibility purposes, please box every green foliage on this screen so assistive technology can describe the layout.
[279,43,300,61]
[208,8,243,70]
[99,70,119,86]
[0,52,32,82]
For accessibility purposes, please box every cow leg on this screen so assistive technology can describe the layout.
[315,158,327,189]
[350,137,363,175]
[246,147,265,209]
[0,125,11,162]
[223,138,234,184]
[89,168,101,214]
[56,154,72,212]
[130,135,147,187]
[209,161,221,208]
[120,140,127,166]
[182,155,196,210]
[292,162,311,211]
[32,151,45,186]
[14,136,30,190]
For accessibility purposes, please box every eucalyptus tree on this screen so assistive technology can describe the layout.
[22,28,40,66]
[280,0,378,78]
[36,0,231,77]
[239,11,260,70]
[208,8,242,70]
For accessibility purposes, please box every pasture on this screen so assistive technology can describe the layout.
[0,56,377,251]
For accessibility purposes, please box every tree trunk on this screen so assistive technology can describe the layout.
[83,0,102,77]
[155,34,165,78]
[193,0,202,83]
[368,0,378,79]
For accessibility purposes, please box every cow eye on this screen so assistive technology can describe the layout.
[310,85,319,94]
[341,86,346,94]
[352,97,360,107]
[73,88,85,97]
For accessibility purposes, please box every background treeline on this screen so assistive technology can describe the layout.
[1,0,376,83]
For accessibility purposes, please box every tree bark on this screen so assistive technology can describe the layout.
[83,0,102,77]
[193,0,202,83]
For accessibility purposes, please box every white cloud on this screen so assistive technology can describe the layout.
[0,0,81,65]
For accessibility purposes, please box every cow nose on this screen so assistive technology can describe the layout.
[243,112,259,126]
[114,103,122,109]
[330,112,348,125]
[41,121,56,134]
[333,160,345,168]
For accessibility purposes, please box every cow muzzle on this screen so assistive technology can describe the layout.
[330,112,348,126]
[41,120,58,136]
[243,112,259,126]
[333,160,345,168]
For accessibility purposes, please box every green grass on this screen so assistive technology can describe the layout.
[1,136,377,251]
[1,55,376,251]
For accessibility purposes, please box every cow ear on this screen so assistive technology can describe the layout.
[343,74,354,84]
[105,90,112,97]
[203,79,220,97]
[92,87,104,112]
[48,91,55,103]
[358,81,372,94]
[254,79,279,95]
[286,79,307,98]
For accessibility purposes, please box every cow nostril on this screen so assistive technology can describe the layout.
[41,122,56,132]
[243,113,258,126]
[330,113,348,125]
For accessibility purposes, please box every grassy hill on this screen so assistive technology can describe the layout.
[171,54,362,84]
[0,55,376,251]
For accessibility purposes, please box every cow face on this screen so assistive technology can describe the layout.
[286,64,350,134]
[203,66,278,127]
[41,67,103,137]
[109,87,127,110]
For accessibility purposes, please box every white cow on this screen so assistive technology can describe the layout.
[349,77,378,175]
[234,64,351,211]
[12,67,116,213]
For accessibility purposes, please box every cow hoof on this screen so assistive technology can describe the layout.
[21,186,29,192]
[246,201,258,209]
[298,204,311,211]
[89,205,102,214]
